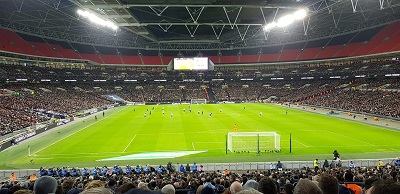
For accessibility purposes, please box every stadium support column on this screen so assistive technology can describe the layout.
[290,133,292,153]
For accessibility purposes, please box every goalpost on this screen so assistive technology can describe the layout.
[227,132,281,153]
[190,99,207,104]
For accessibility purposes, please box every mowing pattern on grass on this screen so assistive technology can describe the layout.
[1,104,399,169]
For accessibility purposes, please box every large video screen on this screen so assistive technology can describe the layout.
[173,57,208,70]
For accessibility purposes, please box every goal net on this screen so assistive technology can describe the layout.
[191,99,207,104]
[227,132,280,153]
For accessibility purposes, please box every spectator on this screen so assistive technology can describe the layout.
[258,177,278,194]
[33,176,58,194]
[318,174,338,194]
[293,179,322,194]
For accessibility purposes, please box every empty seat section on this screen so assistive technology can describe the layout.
[259,54,279,62]
[142,56,162,65]
[80,54,102,63]
[0,36,23,53]
[279,49,300,61]
[162,56,174,65]
[52,45,81,59]
[121,56,142,64]
[334,42,363,57]
[297,48,321,60]
[240,55,259,63]
[28,42,61,58]
[350,24,392,56]
[315,45,342,59]
[219,56,238,63]
[71,43,103,63]
[1,30,40,55]
[100,54,122,64]
[370,27,400,54]
[208,56,219,64]
[260,45,282,62]
[44,38,82,59]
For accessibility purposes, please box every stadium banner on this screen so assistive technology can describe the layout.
[13,131,36,144]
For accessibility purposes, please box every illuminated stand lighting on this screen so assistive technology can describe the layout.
[77,9,118,31]
[264,9,307,31]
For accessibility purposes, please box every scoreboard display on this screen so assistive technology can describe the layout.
[173,57,208,70]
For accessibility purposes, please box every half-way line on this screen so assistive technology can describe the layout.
[123,134,136,153]
[32,106,128,155]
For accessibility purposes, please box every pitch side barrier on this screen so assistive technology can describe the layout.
[1,158,397,181]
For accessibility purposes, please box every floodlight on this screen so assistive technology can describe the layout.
[264,22,277,31]
[77,9,118,31]
[276,15,294,27]
[293,9,307,20]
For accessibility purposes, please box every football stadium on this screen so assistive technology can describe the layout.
[0,0,400,193]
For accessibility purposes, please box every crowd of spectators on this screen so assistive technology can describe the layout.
[0,83,113,136]
[1,60,399,81]
[1,159,400,194]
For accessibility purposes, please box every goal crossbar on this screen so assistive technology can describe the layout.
[227,132,280,153]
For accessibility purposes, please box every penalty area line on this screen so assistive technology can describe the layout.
[123,134,136,153]
[32,106,128,155]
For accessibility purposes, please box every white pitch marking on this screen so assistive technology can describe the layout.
[32,107,128,155]
[326,130,375,146]
[192,142,196,150]
[123,134,137,153]
[293,140,309,147]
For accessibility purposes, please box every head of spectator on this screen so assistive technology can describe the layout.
[230,181,243,194]
[161,184,175,194]
[293,179,322,194]
[80,187,113,194]
[258,177,278,194]
[243,180,259,191]
[236,188,263,194]
[196,185,205,194]
[13,190,32,194]
[344,171,354,182]
[117,182,136,193]
[367,180,400,194]
[201,187,216,194]
[318,174,338,194]
[125,188,162,194]
[284,183,294,194]
[364,178,378,191]
[216,185,225,194]
[85,180,105,190]
[33,176,58,194]
[138,182,149,190]
[66,188,83,194]
[61,179,74,193]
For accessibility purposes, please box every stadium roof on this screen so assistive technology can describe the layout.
[0,0,400,50]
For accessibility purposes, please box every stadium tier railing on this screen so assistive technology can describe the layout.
[0,158,397,181]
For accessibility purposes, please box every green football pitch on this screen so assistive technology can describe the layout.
[1,103,399,169]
